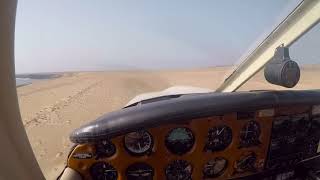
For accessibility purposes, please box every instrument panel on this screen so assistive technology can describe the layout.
[67,105,320,180]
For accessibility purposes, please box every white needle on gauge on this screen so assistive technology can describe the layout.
[217,127,225,135]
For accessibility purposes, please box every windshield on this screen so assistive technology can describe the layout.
[14,0,320,179]
[239,22,320,91]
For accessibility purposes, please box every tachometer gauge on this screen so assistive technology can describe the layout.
[165,127,195,155]
[239,120,261,148]
[90,162,118,180]
[126,163,154,180]
[165,160,193,180]
[205,125,232,152]
[203,157,228,178]
[95,140,116,159]
[124,130,153,156]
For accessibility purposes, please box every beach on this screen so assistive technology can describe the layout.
[17,66,319,179]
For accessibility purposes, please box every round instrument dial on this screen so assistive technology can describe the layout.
[165,160,193,180]
[234,152,257,174]
[124,130,153,156]
[203,157,228,178]
[90,162,118,180]
[165,127,195,155]
[95,140,116,159]
[239,120,261,148]
[205,125,232,152]
[126,163,154,180]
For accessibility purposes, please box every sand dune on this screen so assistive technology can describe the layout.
[17,67,319,179]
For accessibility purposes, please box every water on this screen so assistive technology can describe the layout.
[16,78,33,87]
[15,73,63,87]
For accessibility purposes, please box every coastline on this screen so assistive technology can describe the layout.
[16,73,64,87]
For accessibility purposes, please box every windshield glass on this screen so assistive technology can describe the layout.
[239,22,320,91]
[15,0,318,179]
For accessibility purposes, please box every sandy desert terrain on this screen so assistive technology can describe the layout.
[17,66,319,179]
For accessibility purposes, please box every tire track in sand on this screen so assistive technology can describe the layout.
[24,79,104,128]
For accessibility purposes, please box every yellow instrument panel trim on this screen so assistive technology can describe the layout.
[68,112,274,179]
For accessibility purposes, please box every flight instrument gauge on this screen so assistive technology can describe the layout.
[203,157,228,178]
[126,163,154,180]
[124,130,153,156]
[239,120,261,148]
[165,160,193,180]
[234,152,257,174]
[165,127,195,155]
[205,125,232,152]
[95,140,116,159]
[90,162,118,180]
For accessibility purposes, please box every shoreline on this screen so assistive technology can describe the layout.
[16,73,63,80]
[16,73,64,87]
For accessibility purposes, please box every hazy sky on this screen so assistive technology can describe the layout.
[14,0,320,73]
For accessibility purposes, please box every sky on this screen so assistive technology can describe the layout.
[14,0,320,74]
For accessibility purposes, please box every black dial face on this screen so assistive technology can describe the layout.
[239,120,261,148]
[95,140,116,159]
[126,163,154,180]
[124,130,153,156]
[203,157,228,178]
[90,162,118,180]
[165,127,195,155]
[234,152,257,174]
[165,160,193,180]
[205,125,232,152]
